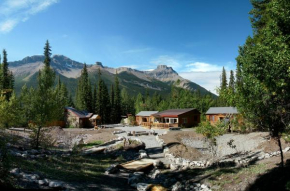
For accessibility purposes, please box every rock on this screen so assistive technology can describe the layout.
[128,172,145,186]
[153,160,164,169]
[137,183,152,191]
[10,168,20,176]
[149,169,161,179]
[30,174,40,180]
[172,181,183,191]
[21,154,28,158]
[38,179,48,186]
[175,158,184,166]
[284,147,290,152]
[49,180,64,188]
[170,163,180,171]
[265,153,270,159]
[258,155,264,160]
[105,164,119,175]
[140,153,148,159]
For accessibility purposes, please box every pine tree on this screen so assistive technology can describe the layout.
[220,66,227,91]
[32,40,59,149]
[228,70,235,91]
[236,0,290,166]
[114,72,121,123]
[0,49,14,100]
[76,64,92,111]
[95,69,111,123]
[110,84,115,122]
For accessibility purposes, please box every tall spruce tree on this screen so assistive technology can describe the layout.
[236,0,290,166]
[95,68,111,123]
[76,64,92,112]
[113,72,121,123]
[0,49,14,100]
[110,84,115,122]
[32,40,59,149]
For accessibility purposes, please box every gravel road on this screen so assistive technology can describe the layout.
[112,126,169,163]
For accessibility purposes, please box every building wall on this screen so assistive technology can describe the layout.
[178,110,201,127]
[206,114,242,125]
[65,110,80,128]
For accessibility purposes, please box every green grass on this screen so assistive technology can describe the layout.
[79,140,104,149]
[11,153,125,183]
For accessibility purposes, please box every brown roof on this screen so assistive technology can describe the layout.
[65,107,93,119]
[153,108,199,118]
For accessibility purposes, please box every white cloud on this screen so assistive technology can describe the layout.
[185,62,222,72]
[150,55,182,69]
[0,19,17,33]
[180,70,232,95]
[0,0,59,33]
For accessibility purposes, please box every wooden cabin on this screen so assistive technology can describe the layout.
[205,107,239,125]
[136,111,158,126]
[152,108,201,128]
[65,107,94,128]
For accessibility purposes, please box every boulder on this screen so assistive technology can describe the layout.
[170,163,180,171]
[49,180,64,188]
[172,181,183,191]
[140,153,149,159]
[10,168,20,176]
[137,183,152,191]
[105,164,119,175]
[153,160,164,169]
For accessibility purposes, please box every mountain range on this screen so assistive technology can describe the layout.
[9,55,215,97]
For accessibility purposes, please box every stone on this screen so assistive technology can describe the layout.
[265,153,270,159]
[128,172,145,186]
[283,147,290,153]
[38,179,48,186]
[10,168,20,176]
[258,155,264,160]
[172,181,183,191]
[140,153,148,159]
[153,160,164,169]
[139,149,146,153]
[149,169,161,179]
[137,183,152,191]
[170,163,180,171]
[30,174,40,180]
[105,164,119,175]
[49,180,64,188]
[175,158,184,165]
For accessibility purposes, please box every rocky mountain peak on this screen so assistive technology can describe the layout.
[95,62,104,68]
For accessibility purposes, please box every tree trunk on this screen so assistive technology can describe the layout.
[277,136,284,167]
[35,126,41,149]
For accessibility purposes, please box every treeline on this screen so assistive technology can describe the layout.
[0,40,220,128]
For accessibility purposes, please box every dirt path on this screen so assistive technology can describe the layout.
[112,126,170,164]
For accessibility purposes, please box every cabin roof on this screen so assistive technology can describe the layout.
[205,107,239,114]
[65,107,93,118]
[136,111,159,117]
[153,108,199,117]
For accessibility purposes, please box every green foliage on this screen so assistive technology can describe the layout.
[196,121,226,139]
[113,72,121,123]
[75,64,92,112]
[0,94,20,128]
[95,68,111,124]
[28,124,56,149]
[0,49,14,100]
[236,0,290,138]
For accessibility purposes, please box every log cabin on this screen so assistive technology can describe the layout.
[152,108,201,128]
[205,107,239,125]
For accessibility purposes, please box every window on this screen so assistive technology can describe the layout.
[183,118,187,124]
[210,115,215,121]
[194,116,198,121]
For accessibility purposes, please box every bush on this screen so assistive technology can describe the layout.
[196,121,226,139]
[29,124,56,149]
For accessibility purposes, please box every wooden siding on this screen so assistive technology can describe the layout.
[178,109,201,127]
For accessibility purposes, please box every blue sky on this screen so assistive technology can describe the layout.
[0,0,253,93]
